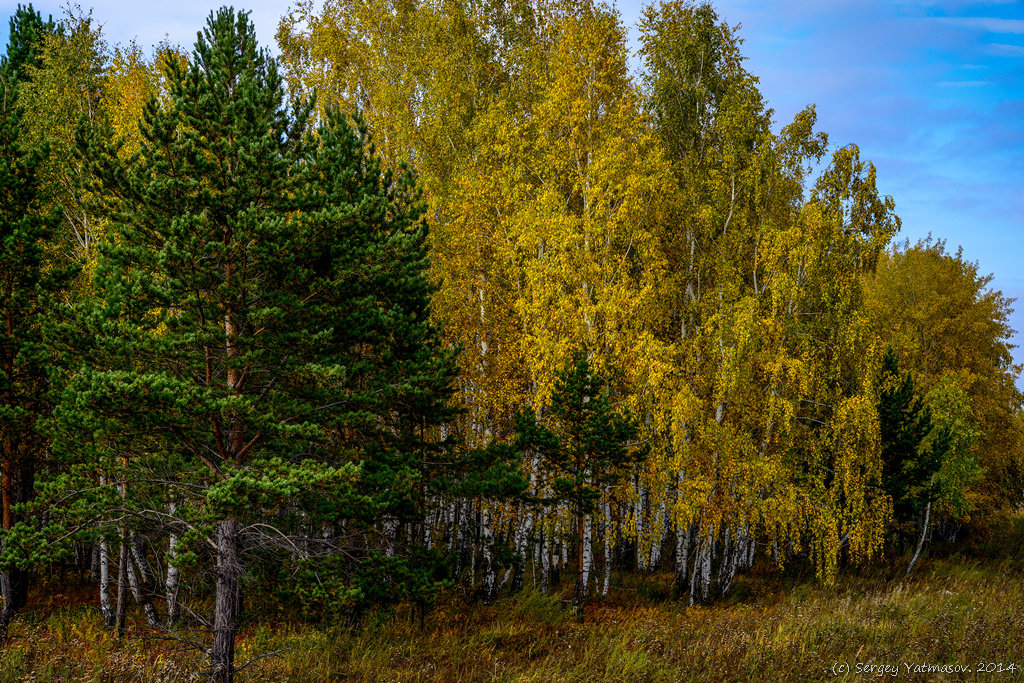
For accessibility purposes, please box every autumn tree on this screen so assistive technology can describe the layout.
[641,0,896,599]
[864,238,1023,525]
[17,7,108,265]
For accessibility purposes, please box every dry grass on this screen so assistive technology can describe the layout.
[4,520,1024,681]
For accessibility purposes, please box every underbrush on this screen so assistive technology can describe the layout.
[3,526,1024,681]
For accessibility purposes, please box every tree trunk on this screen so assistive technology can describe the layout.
[906,500,931,577]
[581,515,593,604]
[511,513,533,595]
[166,504,181,627]
[0,543,15,640]
[540,531,551,594]
[649,499,666,569]
[690,525,713,606]
[601,499,612,597]
[0,453,17,639]
[1,440,27,614]
[115,531,128,637]
[480,510,496,601]
[674,522,691,596]
[211,518,240,683]
[574,512,586,622]
[717,526,736,598]
[635,481,648,571]
[126,536,160,628]
[99,533,114,628]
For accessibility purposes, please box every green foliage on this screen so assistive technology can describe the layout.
[877,348,939,534]
[13,8,467,669]
[1,3,55,81]
[523,350,647,518]
[864,238,1023,521]
[0,3,68,626]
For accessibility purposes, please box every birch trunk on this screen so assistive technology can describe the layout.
[906,500,931,577]
[165,503,180,627]
[674,523,691,595]
[126,537,160,628]
[99,533,114,628]
[717,527,737,598]
[601,499,612,597]
[573,512,587,621]
[511,513,533,594]
[690,525,714,606]
[480,510,496,601]
[89,543,98,582]
[580,516,593,601]
[649,499,666,569]
[635,481,648,571]
[540,532,551,594]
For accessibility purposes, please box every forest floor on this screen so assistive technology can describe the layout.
[2,516,1024,682]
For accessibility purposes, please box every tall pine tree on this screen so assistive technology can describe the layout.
[0,3,60,640]
[29,6,460,679]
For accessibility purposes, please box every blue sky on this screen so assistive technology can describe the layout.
[3,0,1023,380]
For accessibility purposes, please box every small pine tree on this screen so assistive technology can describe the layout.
[518,349,647,621]
[877,348,940,541]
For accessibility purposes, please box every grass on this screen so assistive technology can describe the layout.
[3,522,1024,681]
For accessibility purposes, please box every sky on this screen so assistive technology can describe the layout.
[2,0,1023,380]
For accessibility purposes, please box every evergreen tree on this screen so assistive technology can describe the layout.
[1,4,54,82]
[877,348,940,539]
[0,3,60,640]
[519,350,647,621]
[24,7,460,680]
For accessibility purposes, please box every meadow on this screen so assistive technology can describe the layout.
[3,516,1023,682]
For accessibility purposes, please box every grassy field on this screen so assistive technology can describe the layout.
[3,518,1024,682]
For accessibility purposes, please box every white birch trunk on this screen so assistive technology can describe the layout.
[649,499,666,569]
[717,527,731,586]
[540,532,551,594]
[98,473,114,628]
[635,481,648,571]
[166,524,180,626]
[674,523,691,594]
[99,535,114,627]
[690,525,714,606]
[481,509,496,600]
[126,542,160,627]
[602,499,612,597]
[906,500,932,577]
[581,516,593,599]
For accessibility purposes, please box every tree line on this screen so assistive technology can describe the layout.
[1,1,1021,680]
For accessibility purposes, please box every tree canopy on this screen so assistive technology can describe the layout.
[0,1,1020,679]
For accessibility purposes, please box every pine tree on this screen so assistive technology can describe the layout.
[519,350,647,621]
[0,3,60,640]
[1,4,54,81]
[877,348,939,539]
[27,6,460,680]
